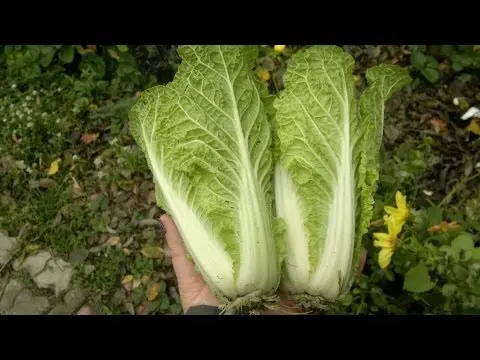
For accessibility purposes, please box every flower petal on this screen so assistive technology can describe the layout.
[386,215,403,238]
[374,238,394,248]
[373,232,390,242]
[384,206,397,215]
[378,248,394,269]
[396,191,407,210]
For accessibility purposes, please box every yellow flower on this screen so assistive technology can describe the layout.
[373,215,402,269]
[47,159,61,176]
[257,69,271,81]
[274,45,286,54]
[384,191,409,223]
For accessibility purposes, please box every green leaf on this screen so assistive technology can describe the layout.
[471,282,480,296]
[451,233,474,252]
[403,263,434,293]
[452,62,464,72]
[453,264,469,280]
[370,289,388,308]
[79,54,106,79]
[132,288,145,305]
[39,47,56,68]
[425,206,444,228]
[159,294,170,311]
[410,51,427,69]
[441,283,457,297]
[73,97,89,110]
[385,270,395,282]
[58,46,75,64]
[469,248,480,261]
[421,68,440,83]
[341,293,353,306]
[117,45,129,52]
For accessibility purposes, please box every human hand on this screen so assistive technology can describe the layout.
[161,213,367,315]
[160,214,220,313]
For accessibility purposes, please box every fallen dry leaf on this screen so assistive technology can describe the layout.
[39,178,57,189]
[108,49,120,60]
[141,275,151,285]
[132,279,142,289]
[370,218,384,227]
[140,244,164,259]
[430,117,448,135]
[81,133,99,144]
[121,275,133,288]
[137,304,146,315]
[47,159,61,176]
[122,248,132,255]
[147,282,162,301]
[125,302,135,315]
[428,221,460,233]
[106,236,121,246]
[123,283,133,292]
[466,119,480,135]
[71,177,83,198]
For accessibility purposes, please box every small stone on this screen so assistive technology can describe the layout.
[38,178,57,189]
[68,249,89,265]
[0,279,24,312]
[148,206,158,219]
[15,251,73,296]
[123,237,134,248]
[0,276,7,292]
[76,305,93,315]
[109,216,119,229]
[112,288,126,305]
[106,236,120,246]
[49,304,70,315]
[89,243,107,253]
[168,286,178,299]
[34,260,73,296]
[139,219,158,228]
[63,285,86,312]
[13,250,50,273]
[124,302,135,315]
[7,289,50,315]
[0,233,17,265]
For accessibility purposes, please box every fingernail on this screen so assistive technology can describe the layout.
[158,218,166,234]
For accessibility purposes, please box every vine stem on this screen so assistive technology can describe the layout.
[438,171,480,208]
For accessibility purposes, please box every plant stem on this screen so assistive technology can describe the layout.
[438,171,480,208]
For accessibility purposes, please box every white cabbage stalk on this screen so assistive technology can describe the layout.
[128,46,283,303]
[273,46,411,303]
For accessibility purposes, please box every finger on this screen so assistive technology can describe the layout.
[160,214,202,281]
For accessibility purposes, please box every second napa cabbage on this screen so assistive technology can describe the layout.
[273,46,411,302]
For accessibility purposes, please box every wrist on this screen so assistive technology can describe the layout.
[185,305,221,315]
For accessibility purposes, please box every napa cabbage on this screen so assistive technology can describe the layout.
[273,46,411,304]
[128,45,284,304]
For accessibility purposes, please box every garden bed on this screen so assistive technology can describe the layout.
[0,45,479,314]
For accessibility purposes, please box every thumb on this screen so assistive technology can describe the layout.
[160,214,200,280]
[160,214,187,260]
